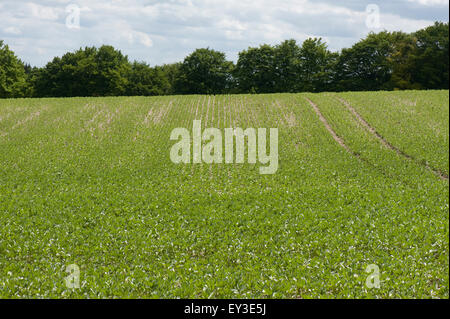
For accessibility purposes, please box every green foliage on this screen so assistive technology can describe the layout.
[386,33,419,90]
[273,40,302,92]
[409,22,449,89]
[34,45,131,97]
[334,32,396,91]
[235,39,337,93]
[0,92,447,298]
[157,63,181,95]
[334,23,449,91]
[298,38,337,92]
[175,48,234,94]
[126,61,170,96]
[234,44,277,93]
[340,90,449,174]
[1,21,448,98]
[0,40,27,98]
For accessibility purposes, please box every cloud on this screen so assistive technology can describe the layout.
[407,0,449,5]
[0,0,447,67]
[25,2,60,20]
[4,27,21,35]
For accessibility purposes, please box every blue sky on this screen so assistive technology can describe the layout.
[0,0,448,67]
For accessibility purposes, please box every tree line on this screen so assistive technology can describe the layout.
[0,22,448,98]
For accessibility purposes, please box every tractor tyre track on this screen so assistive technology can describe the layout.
[337,97,448,181]
[306,98,352,154]
[305,97,420,188]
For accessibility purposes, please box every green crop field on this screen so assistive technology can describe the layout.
[0,90,448,298]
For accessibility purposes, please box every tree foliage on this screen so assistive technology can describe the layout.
[175,48,234,94]
[234,44,277,93]
[126,61,170,96]
[334,32,396,91]
[0,22,448,98]
[0,40,27,98]
[409,22,449,89]
[34,45,131,97]
[297,38,337,92]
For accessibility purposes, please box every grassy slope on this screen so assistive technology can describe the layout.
[0,92,448,298]
[338,90,449,176]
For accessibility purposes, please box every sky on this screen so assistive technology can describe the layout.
[0,0,448,67]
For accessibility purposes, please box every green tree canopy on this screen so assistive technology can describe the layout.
[235,39,337,93]
[175,48,233,94]
[1,21,448,98]
[126,61,170,96]
[34,45,130,97]
[386,32,418,90]
[0,40,27,98]
[158,63,181,95]
[298,38,337,92]
[409,22,449,89]
[334,32,396,91]
[273,39,301,92]
[234,44,277,93]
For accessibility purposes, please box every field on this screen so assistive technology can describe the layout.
[0,90,448,298]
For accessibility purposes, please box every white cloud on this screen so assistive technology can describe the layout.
[133,31,153,47]
[0,0,447,66]
[407,0,449,6]
[26,2,60,20]
[378,13,435,32]
[4,26,21,35]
